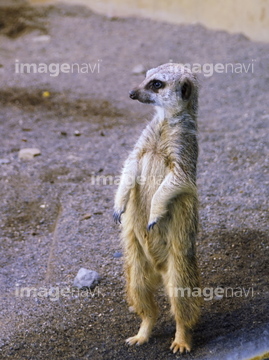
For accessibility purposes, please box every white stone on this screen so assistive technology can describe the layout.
[0,159,10,165]
[19,148,41,160]
[32,35,51,43]
[73,268,100,289]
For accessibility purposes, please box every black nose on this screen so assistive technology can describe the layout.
[129,90,138,100]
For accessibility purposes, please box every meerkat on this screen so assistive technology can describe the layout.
[113,63,200,354]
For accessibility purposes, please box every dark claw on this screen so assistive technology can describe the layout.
[113,211,123,224]
[147,221,157,231]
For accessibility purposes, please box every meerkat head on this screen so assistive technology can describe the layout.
[129,63,198,116]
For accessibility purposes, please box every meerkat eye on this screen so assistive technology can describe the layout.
[152,80,164,89]
[145,79,165,92]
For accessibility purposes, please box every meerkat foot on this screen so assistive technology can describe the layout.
[170,339,191,354]
[126,316,155,346]
[170,326,192,354]
[126,334,149,346]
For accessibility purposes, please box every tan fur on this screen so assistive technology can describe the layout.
[114,63,201,354]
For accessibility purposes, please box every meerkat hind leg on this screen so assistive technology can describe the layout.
[125,275,158,346]
[170,322,191,354]
[125,240,159,346]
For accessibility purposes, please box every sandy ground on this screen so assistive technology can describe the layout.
[0,1,268,359]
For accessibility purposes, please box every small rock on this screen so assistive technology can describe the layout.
[32,35,51,43]
[132,64,146,75]
[18,148,41,160]
[73,268,100,289]
[0,158,10,165]
[60,131,67,136]
[74,130,81,136]
[113,252,123,258]
[82,213,92,220]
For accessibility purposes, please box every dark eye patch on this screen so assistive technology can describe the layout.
[146,79,165,92]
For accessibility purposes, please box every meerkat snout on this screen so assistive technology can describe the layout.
[129,89,138,100]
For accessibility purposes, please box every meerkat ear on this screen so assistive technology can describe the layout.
[178,78,192,101]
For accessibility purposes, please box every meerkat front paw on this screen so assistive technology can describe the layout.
[126,335,149,346]
[147,220,157,231]
[113,209,124,224]
[170,339,191,354]
[147,212,161,230]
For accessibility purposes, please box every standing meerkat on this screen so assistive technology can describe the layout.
[113,63,200,354]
